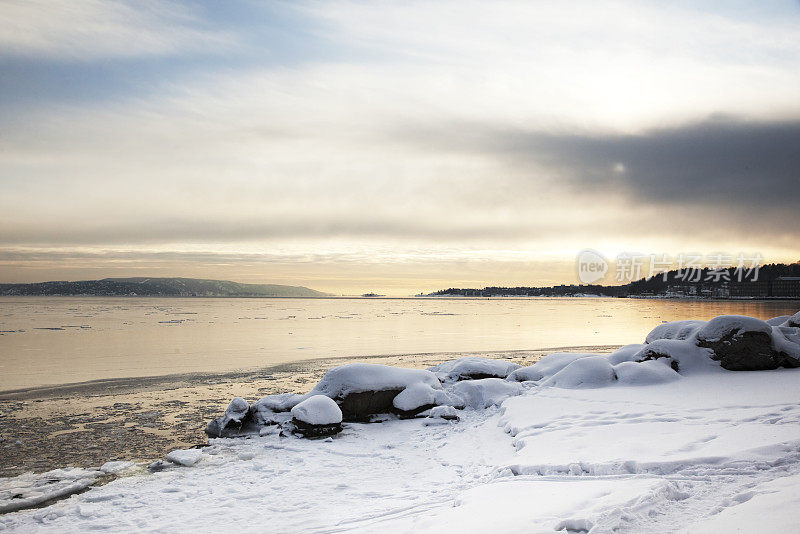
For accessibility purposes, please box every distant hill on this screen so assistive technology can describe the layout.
[0,277,329,297]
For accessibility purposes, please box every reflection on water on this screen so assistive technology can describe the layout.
[0,297,798,390]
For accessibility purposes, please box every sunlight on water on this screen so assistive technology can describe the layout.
[0,297,798,390]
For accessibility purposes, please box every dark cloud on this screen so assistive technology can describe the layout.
[417,117,800,210]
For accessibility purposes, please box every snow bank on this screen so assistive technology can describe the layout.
[428,357,520,383]
[451,378,522,409]
[291,395,342,426]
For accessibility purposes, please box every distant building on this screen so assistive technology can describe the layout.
[773,277,800,298]
[730,280,770,298]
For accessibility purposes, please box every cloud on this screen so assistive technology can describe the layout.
[0,0,233,61]
[404,117,800,210]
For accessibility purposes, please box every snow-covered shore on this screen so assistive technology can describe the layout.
[2,313,799,533]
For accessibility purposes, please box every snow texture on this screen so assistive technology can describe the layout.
[428,357,521,383]
[450,378,522,409]
[290,395,342,425]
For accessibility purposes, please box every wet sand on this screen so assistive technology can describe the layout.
[0,346,618,477]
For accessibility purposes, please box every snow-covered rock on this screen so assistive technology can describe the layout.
[696,315,789,370]
[291,395,344,437]
[451,378,522,409]
[392,383,451,415]
[309,363,442,420]
[249,393,304,426]
[428,405,458,420]
[165,448,203,467]
[428,357,521,383]
[766,315,792,326]
[645,320,706,343]
[633,339,718,374]
[696,315,773,343]
[291,395,343,426]
[541,356,617,389]
[205,396,251,437]
[772,326,800,362]
[506,352,596,383]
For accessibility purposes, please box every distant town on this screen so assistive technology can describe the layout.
[428,262,800,299]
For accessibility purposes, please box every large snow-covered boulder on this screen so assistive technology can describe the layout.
[645,320,706,343]
[696,315,788,371]
[541,356,617,389]
[429,357,521,383]
[291,395,343,437]
[451,378,522,409]
[309,363,442,421]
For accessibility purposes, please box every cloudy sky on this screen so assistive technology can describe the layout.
[1,0,799,294]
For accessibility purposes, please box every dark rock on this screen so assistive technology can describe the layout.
[393,403,437,419]
[635,346,680,372]
[336,389,403,422]
[697,330,783,371]
[291,419,342,438]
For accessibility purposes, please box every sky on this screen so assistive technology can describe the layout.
[1,0,799,295]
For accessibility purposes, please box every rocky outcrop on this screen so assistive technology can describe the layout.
[695,316,797,371]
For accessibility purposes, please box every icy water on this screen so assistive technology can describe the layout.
[0,297,798,391]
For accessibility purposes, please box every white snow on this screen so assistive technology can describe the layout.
[613,358,680,385]
[541,355,617,388]
[506,352,596,382]
[99,461,137,475]
[290,395,343,425]
[772,325,800,360]
[428,357,521,383]
[450,378,522,409]
[165,449,203,467]
[2,311,800,533]
[392,382,449,412]
[645,319,706,343]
